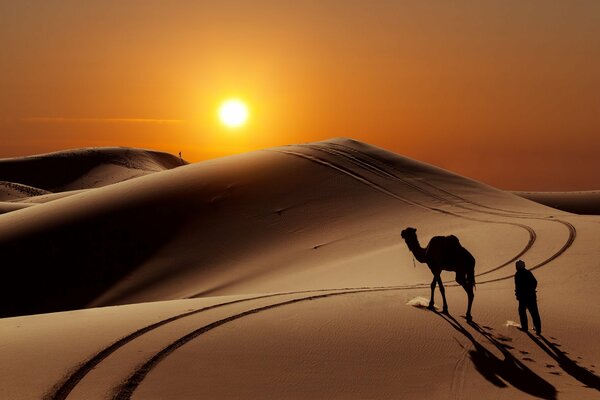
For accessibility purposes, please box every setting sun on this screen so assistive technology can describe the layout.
[218,99,249,128]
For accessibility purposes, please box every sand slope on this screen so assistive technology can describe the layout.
[0,139,598,399]
[515,191,600,215]
[0,147,185,195]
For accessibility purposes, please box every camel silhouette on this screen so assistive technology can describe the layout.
[401,227,475,321]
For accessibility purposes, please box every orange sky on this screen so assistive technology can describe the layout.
[1,1,599,190]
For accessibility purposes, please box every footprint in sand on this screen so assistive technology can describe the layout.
[495,335,512,342]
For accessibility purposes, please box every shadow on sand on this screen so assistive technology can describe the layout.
[527,333,600,391]
[435,312,557,400]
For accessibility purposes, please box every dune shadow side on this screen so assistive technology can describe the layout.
[435,312,556,400]
[0,197,193,318]
[528,333,600,391]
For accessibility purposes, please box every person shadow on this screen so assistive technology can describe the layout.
[527,333,600,391]
[435,311,557,400]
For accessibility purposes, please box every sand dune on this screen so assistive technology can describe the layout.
[0,181,50,201]
[515,191,600,215]
[0,147,185,194]
[0,139,598,399]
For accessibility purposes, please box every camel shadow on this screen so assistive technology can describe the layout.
[527,333,600,391]
[434,311,556,400]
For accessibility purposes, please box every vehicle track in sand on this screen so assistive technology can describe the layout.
[321,142,538,216]
[301,142,576,277]
[46,285,427,400]
[269,146,576,278]
[268,147,538,276]
[110,286,415,399]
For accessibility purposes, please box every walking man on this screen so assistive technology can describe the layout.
[515,260,542,335]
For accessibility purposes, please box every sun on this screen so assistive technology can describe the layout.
[218,99,249,128]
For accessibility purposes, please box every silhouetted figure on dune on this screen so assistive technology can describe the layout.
[401,227,476,321]
[515,259,542,335]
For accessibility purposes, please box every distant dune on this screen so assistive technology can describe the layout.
[0,147,186,193]
[0,139,598,399]
[515,191,600,215]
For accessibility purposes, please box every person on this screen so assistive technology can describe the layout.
[514,259,542,335]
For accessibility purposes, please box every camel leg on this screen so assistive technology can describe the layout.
[462,283,474,322]
[437,275,448,313]
[428,276,437,310]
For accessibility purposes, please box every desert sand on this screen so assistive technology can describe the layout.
[0,139,598,399]
[515,191,600,216]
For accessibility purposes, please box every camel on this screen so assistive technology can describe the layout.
[401,227,475,321]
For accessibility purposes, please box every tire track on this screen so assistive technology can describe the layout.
[321,142,577,253]
[305,142,576,275]
[267,148,537,276]
[44,289,330,400]
[269,145,576,278]
[45,294,283,400]
[111,286,405,400]
[481,219,576,283]
[322,142,538,216]
[304,142,540,220]
[46,284,428,400]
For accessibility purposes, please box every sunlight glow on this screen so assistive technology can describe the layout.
[218,99,249,128]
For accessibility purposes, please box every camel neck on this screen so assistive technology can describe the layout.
[405,236,427,263]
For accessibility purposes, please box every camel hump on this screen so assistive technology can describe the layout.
[445,235,465,258]
[429,235,461,248]
[447,235,460,246]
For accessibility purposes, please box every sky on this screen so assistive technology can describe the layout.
[1,1,599,190]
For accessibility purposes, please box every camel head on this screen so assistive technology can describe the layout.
[401,227,427,263]
[400,227,417,241]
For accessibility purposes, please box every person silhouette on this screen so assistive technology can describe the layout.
[515,260,542,335]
